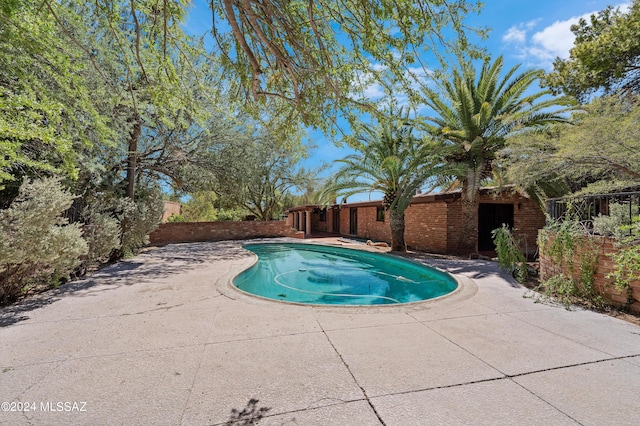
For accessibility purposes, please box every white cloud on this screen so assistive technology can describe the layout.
[503,26,526,43]
[531,15,587,60]
[502,19,540,44]
[363,81,386,99]
[503,3,630,69]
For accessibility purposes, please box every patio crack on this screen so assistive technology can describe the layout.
[315,318,386,426]
[178,308,221,426]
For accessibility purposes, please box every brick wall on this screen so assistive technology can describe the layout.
[347,206,389,242]
[287,190,546,255]
[406,203,449,253]
[539,234,640,313]
[340,208,350,235]
[149,221,300,245]
[478,192,546,256]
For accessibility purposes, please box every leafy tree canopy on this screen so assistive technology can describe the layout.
[186,120,319,221]
[502,95,640,196]
[0,0,117,190]
[542,0,640,101]
[422,55,574,253]
[321,110,438,251]
[208,0,486,131]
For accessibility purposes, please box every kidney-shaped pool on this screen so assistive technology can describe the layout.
[232,243,458,305]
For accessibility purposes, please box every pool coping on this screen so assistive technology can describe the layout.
[216,240,477,312]
[2,237,640,425]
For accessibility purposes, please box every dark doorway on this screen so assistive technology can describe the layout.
[478,203,514,251]
[333,209,340,233]
[349,208,358,235]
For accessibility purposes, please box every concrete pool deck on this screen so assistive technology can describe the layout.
[1,238,639,425]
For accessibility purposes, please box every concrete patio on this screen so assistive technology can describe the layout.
[1,238,639,425]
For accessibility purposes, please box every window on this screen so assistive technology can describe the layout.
[376,206,385,222]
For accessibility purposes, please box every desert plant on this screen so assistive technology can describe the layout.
[166,214,186,222]
[593,202,638,240]
[215,209,244,221]
[114,191,163,258]
[82,208,121,267]
[537,216,605,309]
[491,225,527,283]
[0,178,88,303]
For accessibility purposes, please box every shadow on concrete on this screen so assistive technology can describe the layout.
[0,296,57,327]
[147,241,251,264]
[0,241,254,326]
[399,254,522,288]
[224,398,271,425]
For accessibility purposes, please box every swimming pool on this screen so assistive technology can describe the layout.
[232,243,458,305]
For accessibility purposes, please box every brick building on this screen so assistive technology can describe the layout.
[287,187,546,255]
[161,201,182,222]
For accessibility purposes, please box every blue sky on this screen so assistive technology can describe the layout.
[184,0,627,201]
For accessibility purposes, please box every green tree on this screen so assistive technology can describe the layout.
[77,0,212,200]
[179,191,244,221]
[204,1,485,131]
[503,95,640,195]
[542,0,640,101]
[322,114,437,251]
[0,1,117,192]
[183,191,219,222]
[423,56,574,254]
[208,131,318,221]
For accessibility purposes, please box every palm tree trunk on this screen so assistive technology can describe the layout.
[456,178,479,255]
[389,208,406,252]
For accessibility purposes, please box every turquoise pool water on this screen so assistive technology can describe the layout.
[232,243,458,305]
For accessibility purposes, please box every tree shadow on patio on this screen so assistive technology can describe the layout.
[225,398,271,425]
[0,296,57,327]
[0,240,255,326]
[399,253,522,288]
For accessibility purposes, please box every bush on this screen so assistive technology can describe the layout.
[593,202,637,240]
[82,207,121,267]
[114,191,163,258]
[491,225,527,283]
[215,208,244,221]
[166,213,186,222]
[0,178,88,303]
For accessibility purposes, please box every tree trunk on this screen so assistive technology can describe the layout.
[389,208,406,252]
[126,117,140,200]
[455,179,479,255]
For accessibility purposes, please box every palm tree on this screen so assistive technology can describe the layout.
[423,56,574,254]
[322,114,437,251]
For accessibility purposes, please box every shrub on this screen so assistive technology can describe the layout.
[166,213,186,222]
[215,208,244,221]
[593,202,637,240]
[114,191,163,258]
[491,225,527,283]
[82,207,121,267]
[538,216,605,309]
[0,178,88,303]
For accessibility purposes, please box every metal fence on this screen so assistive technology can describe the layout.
[546,191,640,230]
